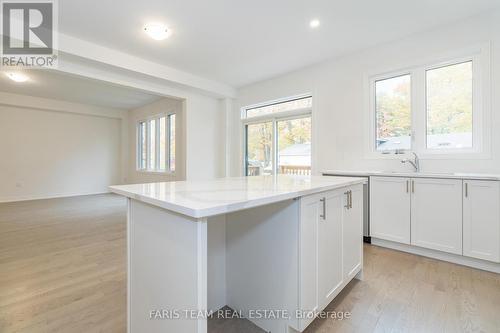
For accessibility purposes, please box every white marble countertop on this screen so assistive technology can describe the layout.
[322,170,500,180]
[109,175,367,218]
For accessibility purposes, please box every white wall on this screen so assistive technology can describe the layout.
[0,89,226,202]
[0,93,125,202]
[231,10,500,176]
[185,94,226,180]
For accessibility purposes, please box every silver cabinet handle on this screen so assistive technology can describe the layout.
[320,197,326,219]
[406,180,409,193]
[344,191,349,209]
[349,190,353,209]
[412,180,415,193]
[465,182,468,198]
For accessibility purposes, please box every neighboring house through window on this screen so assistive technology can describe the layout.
[242,95,312,176]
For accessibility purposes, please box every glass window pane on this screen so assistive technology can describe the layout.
[426,61,473,149]
[139,122,147,169]
[375,74,412,151]
[246,96,312,118]
[245,122,273,176]
[159,117,166,170]
[169,114,176,172]
[277,117,311,175]
[149,120,156,169]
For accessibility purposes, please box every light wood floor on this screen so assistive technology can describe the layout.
[0,194,127,333]
[1,194,499,333]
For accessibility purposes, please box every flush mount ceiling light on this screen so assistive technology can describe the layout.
[309,19,320,29]
[144,23,170,40]
[5,72,29,83]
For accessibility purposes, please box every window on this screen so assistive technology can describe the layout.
[138,121,147,169]
[375,74,412,152]
[168,114,176,171]
[426,61,473,150]
[369,50,486,156]
[137,114,176,172]
[243,96,312,176]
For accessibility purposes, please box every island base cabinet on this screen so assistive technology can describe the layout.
[128,199,207,333]
[343,185,363,281]
[298,194,321,331]
[317,190,344,310]
[463,180,500,262]
[298,184,363,332]
[125,182,365,333]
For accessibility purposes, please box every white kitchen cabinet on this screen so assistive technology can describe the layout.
[410,178,462,255]
[463,180,500,262]
[370,177,411,244]
[343,185,363,281]
[299,193,320,330]
[298,184,363,331]
[370,176,462,255]
[317,190,344,310]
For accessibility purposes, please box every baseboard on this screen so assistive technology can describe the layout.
[0,191,111,203]
[371,238,500,274]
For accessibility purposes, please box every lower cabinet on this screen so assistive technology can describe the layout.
[370,177,411,244]
[299,194,321,331]
[411,178,462,255]
[317,190,343,310]
[299,184,363,331]
[463,180,500,262]
[370,176,500,263]
[343,185,363,280]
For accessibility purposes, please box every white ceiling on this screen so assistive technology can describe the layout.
[59,0,500,87]
[0,70,163,109]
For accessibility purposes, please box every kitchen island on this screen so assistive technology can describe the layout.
[110,175,367,333]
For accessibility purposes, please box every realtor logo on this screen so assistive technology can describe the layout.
[1,0,58,67]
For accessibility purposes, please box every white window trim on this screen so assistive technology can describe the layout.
[365,43,491,160]
[136,111,177,174]
[241,93,313,176]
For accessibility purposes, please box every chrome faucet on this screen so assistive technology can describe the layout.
[401,152,420,172]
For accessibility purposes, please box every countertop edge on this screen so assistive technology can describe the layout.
[109,178,367,219]
[322,170,500,181]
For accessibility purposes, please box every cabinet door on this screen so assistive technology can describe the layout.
[411,178,462,254]
[299,194,320,330]
[463,180,500,262]
[343,185,363,281]
[370,177,411,244]
[318,190,344,310]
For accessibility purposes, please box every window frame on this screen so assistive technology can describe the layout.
[422,59,479,154]
[371,71,414,154]
[136,111,176,174]
[241,94,313,176]
[366,45,490,159]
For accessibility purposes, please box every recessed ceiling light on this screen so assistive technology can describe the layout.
[5,72,29,83]
[309,19,320,29]
[144,23,170,40]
